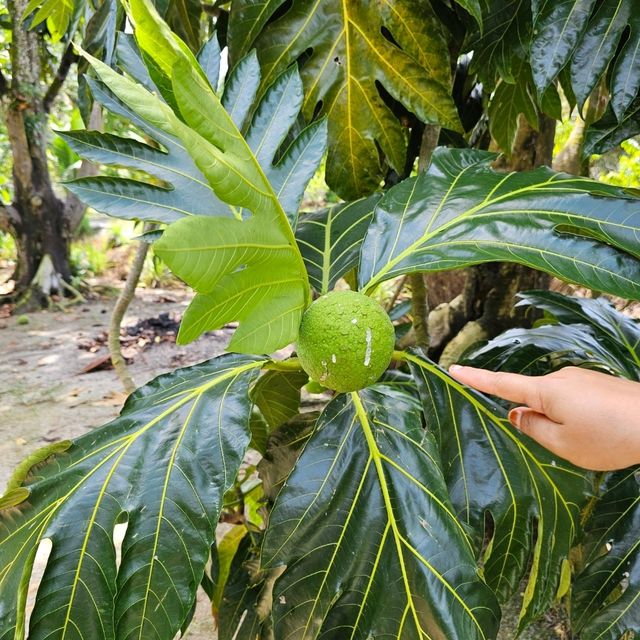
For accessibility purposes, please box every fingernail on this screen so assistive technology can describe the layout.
[509,408,523,429]
[449,364,463,372]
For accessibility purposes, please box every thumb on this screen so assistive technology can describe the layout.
[509,407,564,455]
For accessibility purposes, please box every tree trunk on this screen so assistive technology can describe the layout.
[440,113,556,366]
[553,84,607,177]
[1,0,74,307]
[552,115,588,176]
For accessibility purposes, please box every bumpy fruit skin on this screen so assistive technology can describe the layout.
[296,290,395,392]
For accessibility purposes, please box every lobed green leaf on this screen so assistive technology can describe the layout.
[488,60,538,153]
[230,0,460,199]
[529,0,597,96]
[295,196,379,293]
[572,469,640,639]
[359,148,640,301]
[262,385,501,639]
[407,352,592,627]
[251,369,309,431]
[463,290,640,380]
[0,354,264,640]
[583,97,640,157]
[570,0,633,112]
[68,4,320,353]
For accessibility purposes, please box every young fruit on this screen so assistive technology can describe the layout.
[296,290,395,392]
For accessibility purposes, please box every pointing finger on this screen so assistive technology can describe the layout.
[449,365,545,412]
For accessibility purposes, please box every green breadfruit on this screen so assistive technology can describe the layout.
[296,290,395,392]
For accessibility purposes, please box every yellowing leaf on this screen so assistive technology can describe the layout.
[230,0,460,199]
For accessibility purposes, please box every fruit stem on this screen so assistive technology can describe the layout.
[263,358,304,372]
[392,350,408,363]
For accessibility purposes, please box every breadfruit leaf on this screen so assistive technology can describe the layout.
[359,148,640,302]
[262,385,501,639]
[0,354,264,640]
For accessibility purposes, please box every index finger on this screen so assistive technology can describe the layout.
[448,365,544,412]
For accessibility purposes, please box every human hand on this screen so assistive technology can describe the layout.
[448,365,640,471]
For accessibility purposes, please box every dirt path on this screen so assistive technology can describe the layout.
[0,288,223,638]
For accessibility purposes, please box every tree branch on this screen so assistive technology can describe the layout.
[408,125,441,350]
[0,202,20,233]
[409,273,430,349]
[43,43,78,113]
[0,69,8,98]
[108,227,155,394]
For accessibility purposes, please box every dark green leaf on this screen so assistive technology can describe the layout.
[559,65,578,112]
[516,290,640,371]
[572,469,640,639]
[239,0,460,199]
[530,0,596,95]
[249,407,270,455]
[610,12,640,120]
[570,0,632,110]
[540,81,563,121]
[407,352,592,627]
[227,0,286,64]
[454,0,483,27]
[164,0,203,53]
[251,369,309,431]
[462,323,639,380]
[262,386,501,639]
[463,290,640,380]
[80,0,120,65]
[295,196,379,293]
[359,148,640,301]
[180,599,198,637]
[488,60,538,153]
[219,535,263,640]
[257,412,317,502]
[0,354,264,640]
[584,97,640,157]
[465,0,531,84]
